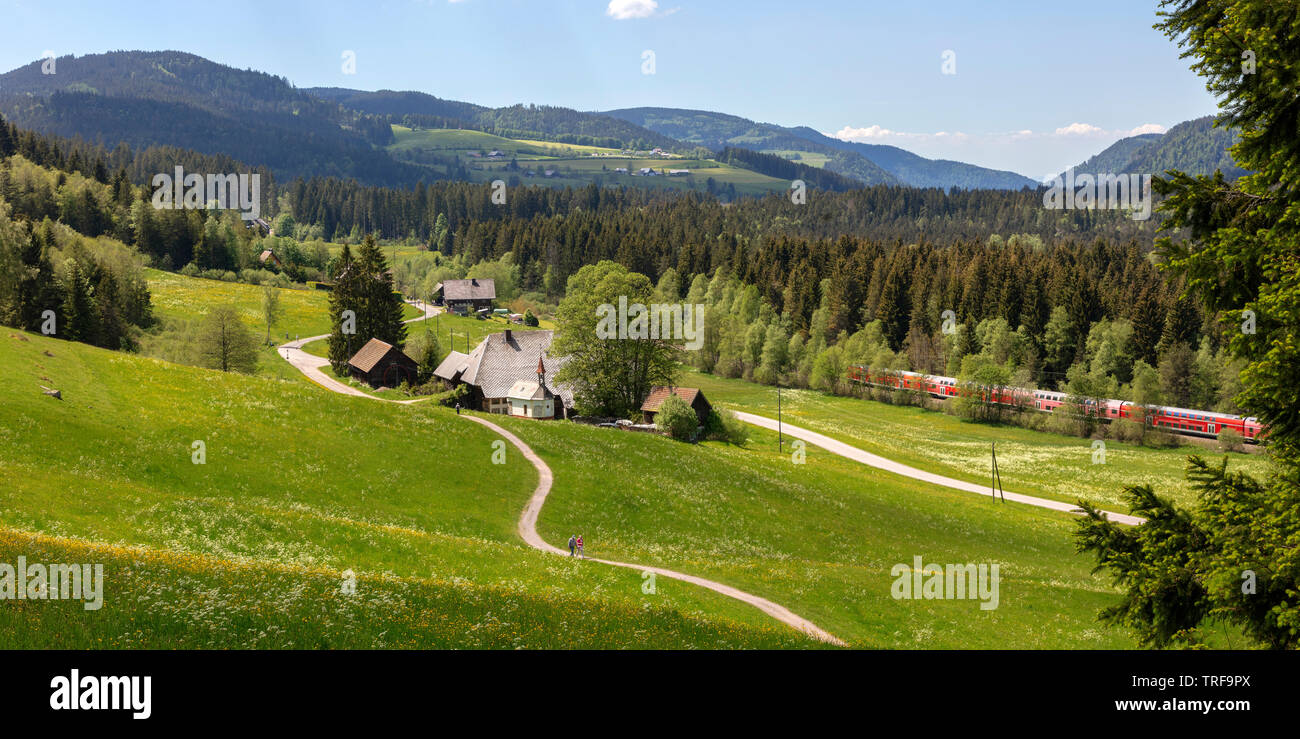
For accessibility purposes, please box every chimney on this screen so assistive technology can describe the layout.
[504,328,512,342]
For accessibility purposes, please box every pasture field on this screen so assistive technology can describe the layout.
[471,156,789,195]
[390,126,791,196]
[495,414,1157,649]
[762,149,832,168]
[0,528,808,649]
[146,269,420,379]
[146,268,335,340]
[0,330,821,648]
[389,126,624,160]
[683,369,1272,511]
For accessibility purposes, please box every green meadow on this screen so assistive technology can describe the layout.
[0,330,816,648]
[495,413,1150,649]
[145,269,420,380]
[683,369,1272,511]
[389,126,792,196]
[3,314,1255,648]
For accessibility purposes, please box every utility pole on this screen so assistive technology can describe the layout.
[991,442,1005,502]
[778,386,783,453]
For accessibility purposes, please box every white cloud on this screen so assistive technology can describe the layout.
[607,0,658,19]
[834,124,895,139]
[1054,122,1105,136]
[1127,123,1167,135]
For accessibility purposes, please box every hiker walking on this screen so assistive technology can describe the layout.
[576,534,584,559]
[455,402,461,415]
[567,535,576,557]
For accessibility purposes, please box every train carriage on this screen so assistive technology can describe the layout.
[846,364,1262,443]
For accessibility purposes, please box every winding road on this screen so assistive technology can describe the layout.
[277,303,847,646]
[733,411,1145,526]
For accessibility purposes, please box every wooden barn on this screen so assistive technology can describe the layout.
[640,386,712,425]
[347,338,418,388]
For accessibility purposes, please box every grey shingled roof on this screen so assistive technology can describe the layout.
[436,278,496,301]
[459,330,573,406]
[432,350,470,382]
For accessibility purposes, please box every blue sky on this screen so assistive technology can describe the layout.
[0,0,1220,178]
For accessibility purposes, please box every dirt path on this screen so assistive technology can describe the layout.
[278,300,437,403]
[733,411,1145,526]
[276,309,846,646]
[464,414,847,646]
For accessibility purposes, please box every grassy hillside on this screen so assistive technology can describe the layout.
[0,330,815,648]
[496,414,1153,649]
[143,269,420,381]
[0,528,807,649]
[390,126,795,196]
[684,369,1271,510]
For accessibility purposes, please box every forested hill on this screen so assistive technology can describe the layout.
[1066,133,1164,174]
[0,51,421,186]
[306,87,488,122]
[1064,116,1247,180]
[308,88,683,151]
[603,107,1039,189]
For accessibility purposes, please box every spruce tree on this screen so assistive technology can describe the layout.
[354,234,407,349]
[327,244,357,375]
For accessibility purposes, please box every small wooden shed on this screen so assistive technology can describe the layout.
[640,386,712,425]
[348,338,418,388]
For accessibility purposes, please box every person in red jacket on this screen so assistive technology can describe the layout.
[576,535,584,559]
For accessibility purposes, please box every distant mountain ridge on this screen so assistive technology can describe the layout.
[0,50,420,186]
[1063,116,1247,180]
[307,87,682,152]
[0,51,1244,195]
[604,107,1040,190]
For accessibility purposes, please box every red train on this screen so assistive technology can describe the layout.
[846,365,1263,443]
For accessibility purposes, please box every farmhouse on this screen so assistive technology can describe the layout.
[433,278,496,314]
[434,328,573,416]
[348,338,418,388]
[640,386,712,425]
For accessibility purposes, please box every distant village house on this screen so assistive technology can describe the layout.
[432,278,496,315]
